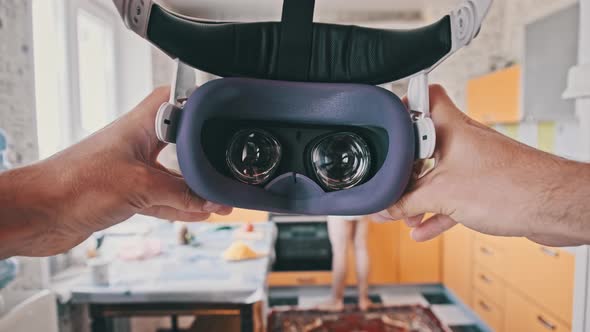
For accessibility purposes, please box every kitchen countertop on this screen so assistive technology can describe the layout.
[68,222,277,305]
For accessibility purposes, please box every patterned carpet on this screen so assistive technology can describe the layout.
[268,284,489,332]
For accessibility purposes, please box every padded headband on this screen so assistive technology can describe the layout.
[147,1,452,84]
[116,0,493,84]
[121,0,454,84]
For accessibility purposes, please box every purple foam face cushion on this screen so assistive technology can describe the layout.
[176,78,415,215]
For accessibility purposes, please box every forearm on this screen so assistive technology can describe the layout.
[0,162,62,258]
[528,158,590,246]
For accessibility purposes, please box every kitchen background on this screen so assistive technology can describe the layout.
[0,0,589,331]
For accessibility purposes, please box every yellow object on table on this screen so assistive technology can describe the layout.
[223,241,260,261]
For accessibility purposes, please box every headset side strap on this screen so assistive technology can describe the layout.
[155,59,196,144]
[408,72,436,160]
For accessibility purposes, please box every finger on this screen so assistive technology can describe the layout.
[411,214,457,242]
[137,86,171,118]
[386,174,441,220]
[371,211,396,223]
[141,206,211,222]
[146,169,231,214]
[404,214,425,228]
[401,95,409,108]
[152,161,183,178]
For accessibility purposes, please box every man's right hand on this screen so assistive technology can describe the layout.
[375,85,590,247]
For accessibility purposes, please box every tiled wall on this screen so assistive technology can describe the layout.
[0,0,38,167]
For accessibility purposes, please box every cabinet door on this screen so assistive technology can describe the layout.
[346,219,400,285]
[268,272,332,286]
[505,291,570,332]
[399,223,442,283]
[207,208,269,223]
[505,238,574,324]
[442,225,473,305]
[473,291,504,332]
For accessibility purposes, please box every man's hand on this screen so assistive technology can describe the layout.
[0,87,232,257]
[375,85,590,247]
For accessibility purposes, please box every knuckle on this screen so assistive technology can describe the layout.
[127,166,154,209]
[389,195,410,219]
[181,185,198,210]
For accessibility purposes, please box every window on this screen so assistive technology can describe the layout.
[32,0,153,276]
[76,6,117,135]
[34,0,153,158]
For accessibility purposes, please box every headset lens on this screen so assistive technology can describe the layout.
[226,129,281,185]
[311,132,371,190]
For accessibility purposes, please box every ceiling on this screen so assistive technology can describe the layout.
[156,0,427,23]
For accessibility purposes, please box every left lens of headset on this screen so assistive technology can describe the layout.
[226,129,282,185]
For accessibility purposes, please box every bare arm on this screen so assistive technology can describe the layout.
[0,87,232,258]
[377,85,590,247]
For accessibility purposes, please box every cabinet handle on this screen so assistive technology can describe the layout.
[540,247,560,258]
[478,300,491,312]
[479,274,493,284]
[296,277,316,284]
[537,315,557,331]
[480,246,493,255]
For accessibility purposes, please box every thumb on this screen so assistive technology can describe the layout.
[145,168,228,214]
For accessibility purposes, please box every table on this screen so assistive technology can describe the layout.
[70,222,277,332]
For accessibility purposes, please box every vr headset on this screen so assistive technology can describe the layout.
[114,0,493,215]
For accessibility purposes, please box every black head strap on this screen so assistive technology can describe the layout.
[278,0,315,81]
[147,1,452,84]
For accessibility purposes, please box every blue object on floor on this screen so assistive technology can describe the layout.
[450,325,484,332]
[343,294,382,304]
[0,129,7,171]
[0,258,18,289]
[422,292,453,305]
[269,296,298,307]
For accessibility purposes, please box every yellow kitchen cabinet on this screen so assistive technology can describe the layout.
[467,65,521,124]
[505,291,570,332]
[473,237,509,278]
[442,225,473,305]
[398,223,441,283]
[207,208,269,223]
[473,264,505,310]
[505,238,574,325]
[473,291,504,332]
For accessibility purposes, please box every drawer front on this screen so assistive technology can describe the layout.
[506,239,574,323]
[505,291,570,332]
[474,233,511,250]
[473,239,506,275]
[268,272,332,286]
[473,264,505,307]
[473,292,503,332]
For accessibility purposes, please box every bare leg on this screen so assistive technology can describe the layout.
[353,218,373,310]
[318,219,353,311]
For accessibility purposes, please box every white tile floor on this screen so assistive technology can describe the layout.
[431,305,477,326]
